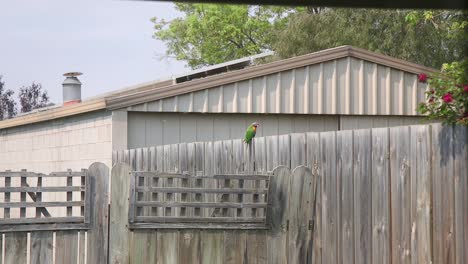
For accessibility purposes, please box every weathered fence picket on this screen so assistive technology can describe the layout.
[0,163,109,264]
[1,123,466,264]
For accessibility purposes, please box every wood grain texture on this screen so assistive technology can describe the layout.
[201,231,224,264]
[371,128,390,264]
[4,232,27,264]
[109,163,132,264]
[55,231,79,264]
[353,129,372,264]
[86,162,110,264]
[321,131,338,264]
[306,132,322,264]
[130,230,157,264]
[337,130,354,264]
[453,125,467,264]
[30,231,53,264]
[287,166,314,264]
[266,166,290,264]
[410,125,433,264]
[431,124,455,264]
[390,126,411,264]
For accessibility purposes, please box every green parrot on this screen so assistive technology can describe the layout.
[243,122,259,144]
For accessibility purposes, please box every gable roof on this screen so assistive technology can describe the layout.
[0,46,436,130]
[105,46,436,110]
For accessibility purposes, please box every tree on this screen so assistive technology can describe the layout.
[19,82,52,113]
[152,3,293,68]
[154,5,466,70]
[273,9,467,69]
[0,76,17,120]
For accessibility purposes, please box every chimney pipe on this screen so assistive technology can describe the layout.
[62,72,82,106]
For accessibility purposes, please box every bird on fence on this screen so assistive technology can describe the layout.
[243,122,259,144]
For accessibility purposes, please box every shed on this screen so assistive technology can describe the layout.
[0,45,435,173]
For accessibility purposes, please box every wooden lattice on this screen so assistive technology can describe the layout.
[0,169,90,232]
[129,172,270,229]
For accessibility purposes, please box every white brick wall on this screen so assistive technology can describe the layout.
[0,111,112,172]
[0,111,112,219]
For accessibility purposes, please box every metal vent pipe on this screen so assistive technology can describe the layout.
[62,72,82,105]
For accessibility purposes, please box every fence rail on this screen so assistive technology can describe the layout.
[0,169,91,232]
[112,123,467,264]
[0,163,110,264]
[128,171,272,229]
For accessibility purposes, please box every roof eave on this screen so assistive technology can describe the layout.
[0,99,106,130]
[106,46,437,110]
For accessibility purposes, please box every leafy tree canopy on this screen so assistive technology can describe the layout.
[152,4,293,68]
[275,9,466,69]
[153,5,466,69]
[0,76,17,121]
[19,82,52,113]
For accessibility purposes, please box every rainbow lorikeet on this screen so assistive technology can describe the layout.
[243,122,259,144]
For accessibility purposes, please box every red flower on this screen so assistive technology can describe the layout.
[429,97,435,103]
[430,89,435,94]
[418,73,428,83]
[464,85,468,93]
[442,93,453,103]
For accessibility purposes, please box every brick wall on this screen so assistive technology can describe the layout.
[0,110,112,172]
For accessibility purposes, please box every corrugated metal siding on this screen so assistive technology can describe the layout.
[339,116,427,130]
[128,57,428,116]
[127,112,340,149]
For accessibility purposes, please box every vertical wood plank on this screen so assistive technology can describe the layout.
[320,131,338,264]
[266,166,290,264]
[287,166,315,264]
[279,134,291,168]
[4,232,27,264]
[353,129,372,264]
[55,231,78,264]
[390,126,411,264]
[157,231,179,264]
[86,162,110,264]
[410,125,433,264]
[291,133,306,169]
[78,231,85,264]
[306,132,322,264]
[432,124,455,264]
[224,231,246,264]
[30,231,53,264]
[338,130,354,264]
[179,142,202,264]
[372,128,390,264]
[109,163,132,264]
[201,231,224,264]
[130,230,157,264]
[266,135,279,171]
[453,125,467,264]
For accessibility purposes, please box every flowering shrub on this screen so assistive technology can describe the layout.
[417,59,468,125]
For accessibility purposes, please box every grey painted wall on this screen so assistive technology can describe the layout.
[127,112,425,149]
[127,112,339,149]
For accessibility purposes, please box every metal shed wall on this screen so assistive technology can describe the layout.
[127,57,428,116]
[127,112,425,149]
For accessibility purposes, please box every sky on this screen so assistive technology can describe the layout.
[0,0,187,104]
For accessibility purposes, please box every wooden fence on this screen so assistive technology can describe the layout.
[0,123,466,264]
[113,123,467,264]
[0,163,109,264]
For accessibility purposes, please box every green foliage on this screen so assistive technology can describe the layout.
[0,76,17,120]
[19,82,52,113]
[274,9,467,69]
[152,3,293,68]
[417,60,468,125]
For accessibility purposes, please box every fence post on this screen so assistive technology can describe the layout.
[109,163,132,264]
[266,166,291,264]
[86,162,110,264]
